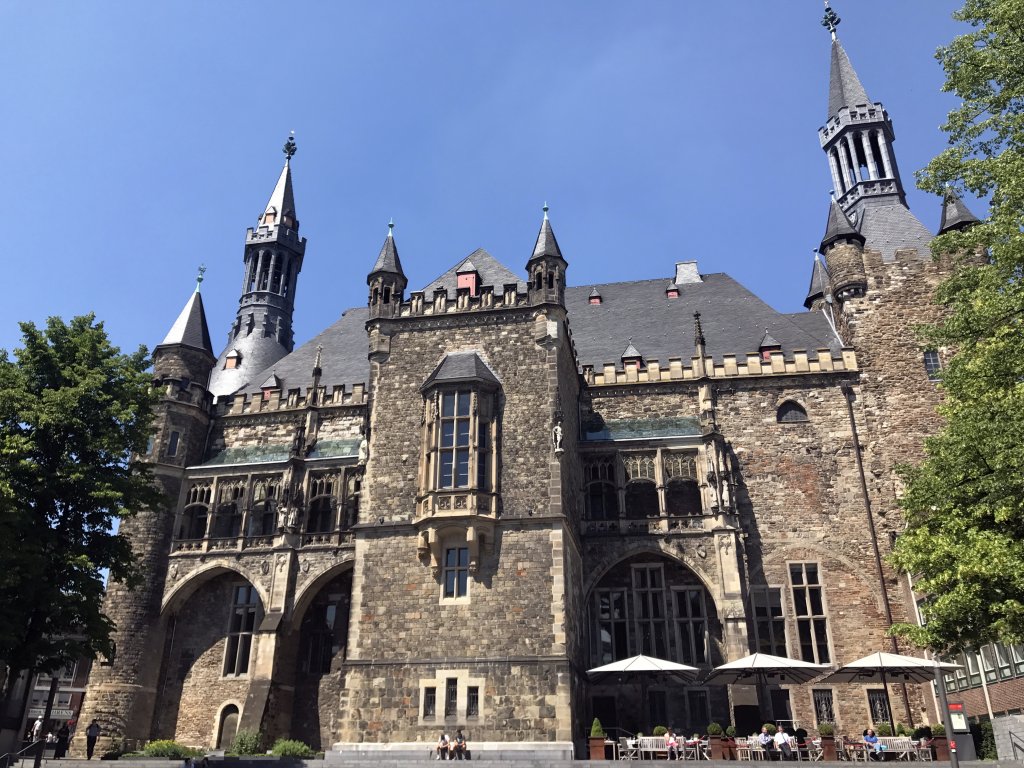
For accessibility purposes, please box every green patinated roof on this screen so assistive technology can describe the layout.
[308,438,361,459]
[583,416,701,442]
[202,438,360,467]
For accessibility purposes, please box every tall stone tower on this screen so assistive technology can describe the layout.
[208,136,306,399]
[76,276,216,752]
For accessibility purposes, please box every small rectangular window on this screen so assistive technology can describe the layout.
[167,431,180,458]
[813,689,835,725]
[686,689,709,728]
[789,563,831,663]
[443,547,469,599]
[467,686,479,718]
[224,585,259,676]
[923,350,942,381]
[423,687,436,719]
[750,586,787,657]
[867,689,891,725]
[445,677,458,718]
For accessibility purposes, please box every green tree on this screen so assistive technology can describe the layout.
[890,0,1024,651]
[0,315,159,697]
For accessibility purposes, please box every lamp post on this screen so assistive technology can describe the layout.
[32,675,59,768]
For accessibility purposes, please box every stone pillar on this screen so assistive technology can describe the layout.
[844,134,861,183]
[860,131,879,180]
[836,140,855,190]
[875,130,893,178]
[828,150,844,194]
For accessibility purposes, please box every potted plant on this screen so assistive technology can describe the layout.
[589,717,608,761]
[707,722,726,760]
[929,723,949,761]
[876,722,893,737]
[817,723,837,761]
[724,725,738,760]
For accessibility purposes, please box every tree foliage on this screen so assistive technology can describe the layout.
[0,315,158,684]
[890,0,1024,651]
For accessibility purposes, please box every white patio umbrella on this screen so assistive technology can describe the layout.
[821,652,962,726]
[588,654,700,732]
[703,653,830,723]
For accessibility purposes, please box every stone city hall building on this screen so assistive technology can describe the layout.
[79,12,980,758]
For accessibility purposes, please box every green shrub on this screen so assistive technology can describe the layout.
[590,718,606,738]
[231,730,263,756]
[931,723,945,737]
[762,723,777,736]
[817,723,834,737]
[142,741,203,759]
[707,723,723,736]
[895,723,910,736]
[911,726,932,741]
[876,723,893,737]
[725,726,737,738]
[270,739,316,758]
[653,726,668,736]
[968,720,996,760]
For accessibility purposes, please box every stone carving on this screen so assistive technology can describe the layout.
[552,423,564,455]
[358,437,369,466]
[261,561,270,575]
[696,544,707,559]
[277,505,298,533]
[718,537,732,556]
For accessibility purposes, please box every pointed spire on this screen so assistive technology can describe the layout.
[820,198,865,251]
[259,134,298,230]
[371,219,405,276]
[530,203,564,262]
[759,328,782,349]
[804,252,832,309]
[828,36,871,118]
[938,188,981,234]
[160,281,214,355]
[621,338,642,361]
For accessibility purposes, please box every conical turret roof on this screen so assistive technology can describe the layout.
[370,223,405,277]
[828,38,871,118]
[529,209,564,263]
[820,200,865,251]
[939,190,981,234]
[804,253,831,309]
[259,158,298,230]
[160,286,213,355]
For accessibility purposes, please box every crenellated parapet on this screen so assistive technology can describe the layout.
[582,347,857,386]
[216,381,369,415]
[393,282,532,317]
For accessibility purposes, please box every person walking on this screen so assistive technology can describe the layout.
[85,720,101,760]
[55,723,71,759]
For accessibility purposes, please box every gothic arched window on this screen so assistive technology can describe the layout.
[777,400,809,423]
[624,453,659,518]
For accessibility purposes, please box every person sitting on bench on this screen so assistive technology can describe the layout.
[452,729,468,760]
[435,732,450,760]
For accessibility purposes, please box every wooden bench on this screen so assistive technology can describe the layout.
[876,737,916,761]
[637,736,668,760]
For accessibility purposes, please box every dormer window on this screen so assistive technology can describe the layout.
[263,207,277,226]
[224,349,242,370]
[589,288,602,305]
[666,283,680,299]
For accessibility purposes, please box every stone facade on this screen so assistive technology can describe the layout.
[78,20,973,760]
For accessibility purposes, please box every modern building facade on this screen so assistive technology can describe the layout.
[78,11,981,758]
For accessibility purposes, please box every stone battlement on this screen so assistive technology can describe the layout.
[217,382,369,416]
[582,347,857,386]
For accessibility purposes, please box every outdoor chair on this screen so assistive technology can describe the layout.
[618,737,638,760]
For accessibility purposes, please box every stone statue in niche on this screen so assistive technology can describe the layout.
[357,436,369,465]
[277,504,298,533]
[552,423,564,455]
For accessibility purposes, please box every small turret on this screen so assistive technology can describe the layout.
[368,220,407,318]
[938,189,981,234]
[526,204,567,306]
[819,198,866,302]
[153,268,216,390]
[804,252,832,311]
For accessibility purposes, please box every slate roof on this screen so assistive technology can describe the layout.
[804,255,831,309]
[939,190,981,234]
[529,216,564,263]
[565,273,842,370]
[422,248,527,298]
[261,159,297,228]
[371,228,404,276]
[583,416,701,442]
[236,308,370,397]
[828,38,871,117]
[854,198,934,262]
[820,200,864,251]
[421,351,501,391]
[159,289,213,355]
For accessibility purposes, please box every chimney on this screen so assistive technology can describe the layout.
[675,261,702,285]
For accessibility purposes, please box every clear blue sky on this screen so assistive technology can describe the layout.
[0,1,970,357]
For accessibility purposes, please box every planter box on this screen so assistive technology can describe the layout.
[588,736,607,760]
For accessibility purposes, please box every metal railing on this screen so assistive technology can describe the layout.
[0,740,43,768]
[1007,730,1024,761]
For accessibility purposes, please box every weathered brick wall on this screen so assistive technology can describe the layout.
[153,573,262,747]
[76,347,213,754]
